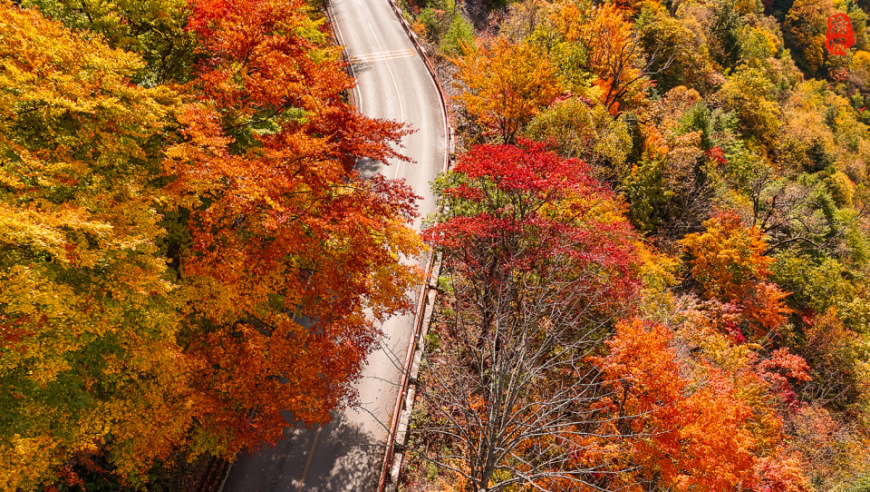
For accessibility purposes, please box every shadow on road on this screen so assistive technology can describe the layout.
[356,157,382,179]
[221,411,383,492]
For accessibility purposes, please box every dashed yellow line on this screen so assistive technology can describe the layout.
[349,48,416,64]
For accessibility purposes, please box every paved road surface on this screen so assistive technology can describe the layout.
[220,1,446,491]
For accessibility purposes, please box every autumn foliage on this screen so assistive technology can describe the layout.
[10,0,870,488]
[551,2,651,113]
[452,39,562,144]
[0,0,422,487]
[412,143,814,492]
[164,0,423,453]
[680,212,792,336]
[407,0,870,486]
[423,139,640,302]
[0,4,194,487]
[680,212,774,300]
[418,141,643,491]
[599,319,759,492]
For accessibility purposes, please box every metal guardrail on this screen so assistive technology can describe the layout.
[382,0,455,165]
[370,3,455,492]
[322,2,454,490]
[205,4,451,492]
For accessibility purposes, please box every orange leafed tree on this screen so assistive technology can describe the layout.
[551,2,653,113]
[680,212,792,336]
[599,316,813,492]
[669,302,814,492]
[165,0,425,454]
[452,38,562,144]
[1,0,426,486]
[596,319,760,492]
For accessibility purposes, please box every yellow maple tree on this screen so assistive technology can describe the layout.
[452,38,562,144]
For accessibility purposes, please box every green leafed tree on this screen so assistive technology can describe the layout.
[0,3,197,489]
[22,0,199,85]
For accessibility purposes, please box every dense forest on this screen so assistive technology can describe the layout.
[0,0,423,489]
[401,0,870,490]
[5,0,870,490]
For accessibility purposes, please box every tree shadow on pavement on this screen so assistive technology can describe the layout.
[355,157,382,179]
[302,411,383,492]
[221,411,383,492]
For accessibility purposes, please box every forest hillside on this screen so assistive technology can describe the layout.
[400,0,870,490]
[4,0,870,491]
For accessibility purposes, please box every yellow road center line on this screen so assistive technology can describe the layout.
[349,48,416,64]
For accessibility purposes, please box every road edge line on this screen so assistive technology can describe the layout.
[374,1,454,491]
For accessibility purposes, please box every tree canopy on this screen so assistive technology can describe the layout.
[0,0,423,487]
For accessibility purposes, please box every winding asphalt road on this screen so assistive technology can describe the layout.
[219,1,446,491]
